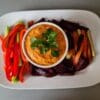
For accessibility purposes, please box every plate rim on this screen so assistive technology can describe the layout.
[0,9,100,89]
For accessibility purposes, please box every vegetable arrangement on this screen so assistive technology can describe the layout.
[0,18,95,83]
[0,21,34,83]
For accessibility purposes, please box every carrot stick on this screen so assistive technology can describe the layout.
[73,39,85,65]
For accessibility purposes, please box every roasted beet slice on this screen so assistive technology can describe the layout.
[77,34,84,51]
[31,66,41,76]
[78,26,88,31]
[75,56,89,71]
[36,18,46,23]
[54,59,76,75]
[31,59,76,76]
[35,68,48,76]
[50,19,60,25]
[58,19,80,32]
[65,32,74,50]
[35,68,57,77]
[31,65,57,77]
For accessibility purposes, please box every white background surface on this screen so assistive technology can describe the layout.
[0,0,100,99]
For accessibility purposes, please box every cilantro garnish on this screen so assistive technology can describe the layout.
[30,28,59,57]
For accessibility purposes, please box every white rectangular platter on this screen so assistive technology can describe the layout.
[0,9,100,89]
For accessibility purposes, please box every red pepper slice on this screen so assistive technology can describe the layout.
[5,47,13,67]
[19,62,30,82]
[3,23,32,82]
[2,24,25,51]
[8,24,25,48]
[9,24,25,37]
[24,62,31,74]
[5,43,20,81]
[19,65,25,82]
[19,29,28,62]
[5,47,14,81]
[2,36,8,52]
[5,65,13,81]
[13,43,20,77]
[0,35,3,43]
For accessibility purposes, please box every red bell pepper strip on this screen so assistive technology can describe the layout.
[19,62,30,82]
[19,65,25,82]
[5,44,20,81]
[0,35,3,43]
[2,22,32,82]
[19,29,28,62]
[24,62,31,74]
[5,65,13,81]
[2,24,25,51]
[2,36,8,52]
[8,24,25,48]
[5,47,13,67]
[5,47,14,81]
[9,24,25,37]
[13,43,20,77]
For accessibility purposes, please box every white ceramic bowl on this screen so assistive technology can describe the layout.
[22,22,68,68]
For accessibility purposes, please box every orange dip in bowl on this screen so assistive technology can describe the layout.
[23,22,68,68]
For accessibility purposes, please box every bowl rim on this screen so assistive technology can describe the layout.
[22,22,68,68]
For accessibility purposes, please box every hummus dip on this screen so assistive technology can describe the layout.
[24,23,66,66]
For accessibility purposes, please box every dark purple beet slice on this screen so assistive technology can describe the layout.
[65,32,74,50]
[78,26,88,31]
[77,34,84,51]
[36,18,88,31]
[36,18,46,23]
[74,56,89,71]
[48,19,60,25]
[31,66,41,76]
[54,59,76,75]
[58,19,80,32]
[31,65,57,77]
[35,68,57,77]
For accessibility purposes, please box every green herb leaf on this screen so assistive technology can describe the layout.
[43,29,57,42]
[30,37,43,49]
[31,43,37,49]
[40,47,49,54]
[50,41,58,48]
[51,50,59,57]
[30,37,37,43]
